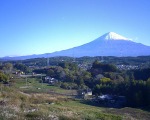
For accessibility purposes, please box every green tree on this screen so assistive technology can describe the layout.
[2,63,13,74]
[14,63,31,73]
[146,78,150,106]
[0,72,9,83]
[100,77,111,84]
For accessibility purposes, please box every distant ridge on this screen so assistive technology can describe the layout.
[1,32,150,60]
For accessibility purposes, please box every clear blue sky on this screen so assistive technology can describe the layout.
[0,0,150,57]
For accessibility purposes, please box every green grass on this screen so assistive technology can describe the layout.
[44,100,122,120]
[104,107,150,120]
[1,76,149,120]
[0,84,150,120]
[13,77,75,94]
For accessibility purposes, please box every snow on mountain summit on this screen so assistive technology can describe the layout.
[103,32,130,40]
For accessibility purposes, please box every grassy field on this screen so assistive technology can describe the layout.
[0,76,149,120]
[13,76,76,95]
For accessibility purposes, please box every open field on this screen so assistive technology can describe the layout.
[0,76,149,120]
[13,77,77,95]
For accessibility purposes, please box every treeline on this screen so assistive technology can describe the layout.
[1,56,150,68]
[0,63,13,84]
[1,56,150,108]
[90,60,150,107]
[0,63,31,84]
[34,62,91,89]
[33,60,150,107]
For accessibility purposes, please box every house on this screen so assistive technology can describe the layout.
[98,94,113,101]
[44,76,51,83]
[96,94,126,108]
[15,71,25,76]
[43,76,58,85]
[78,89,92,99]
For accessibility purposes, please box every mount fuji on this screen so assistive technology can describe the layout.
[1,32,150,60]
[46,32,150,57]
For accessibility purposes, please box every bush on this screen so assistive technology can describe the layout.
[0,72,8,83]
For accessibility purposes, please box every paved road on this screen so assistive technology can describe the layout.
[20,74,45,77]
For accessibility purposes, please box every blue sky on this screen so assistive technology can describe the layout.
[0,0,150,57]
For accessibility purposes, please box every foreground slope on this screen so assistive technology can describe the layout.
[0,78,150,120]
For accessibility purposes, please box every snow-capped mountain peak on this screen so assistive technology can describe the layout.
[103,32,130,40]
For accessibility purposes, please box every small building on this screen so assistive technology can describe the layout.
[98,94,113,101]
[96,94,126,108]
[78,89,92,99]
[43,76,58,85]
[15,71,25,75]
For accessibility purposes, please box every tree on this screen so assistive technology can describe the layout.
[47,69,55,77]
[0,72,9,83]
[100,77,111,84]
[92,60,101,68]
[146,78,150,106]
[2,63,13,74]
[90,61,118,77]
[14,63,31,73]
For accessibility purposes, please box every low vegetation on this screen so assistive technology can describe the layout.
[0,78,149,120]
[0,56,150,119]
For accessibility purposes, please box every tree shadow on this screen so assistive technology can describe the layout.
[79,99,126,109]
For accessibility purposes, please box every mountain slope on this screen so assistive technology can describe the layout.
[1,32,150,60]
[47,32,150,57]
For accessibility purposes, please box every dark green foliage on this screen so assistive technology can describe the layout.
[1,56,150,108]
[133,68,150,81]
[90,60,117,77]
[14,63,31,73]
[34,62,92,89]
[0,71,9,83]
[2,56,150,68]
[88,61,150,107]
[60,82,78,89]
[146,78,150,105]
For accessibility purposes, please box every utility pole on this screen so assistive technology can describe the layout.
[1,84,2,92]
[41,74,43,89]
[26,77,27,87]
[72,49,76,63]
[101,49,104,62]
[47,54,49,67]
